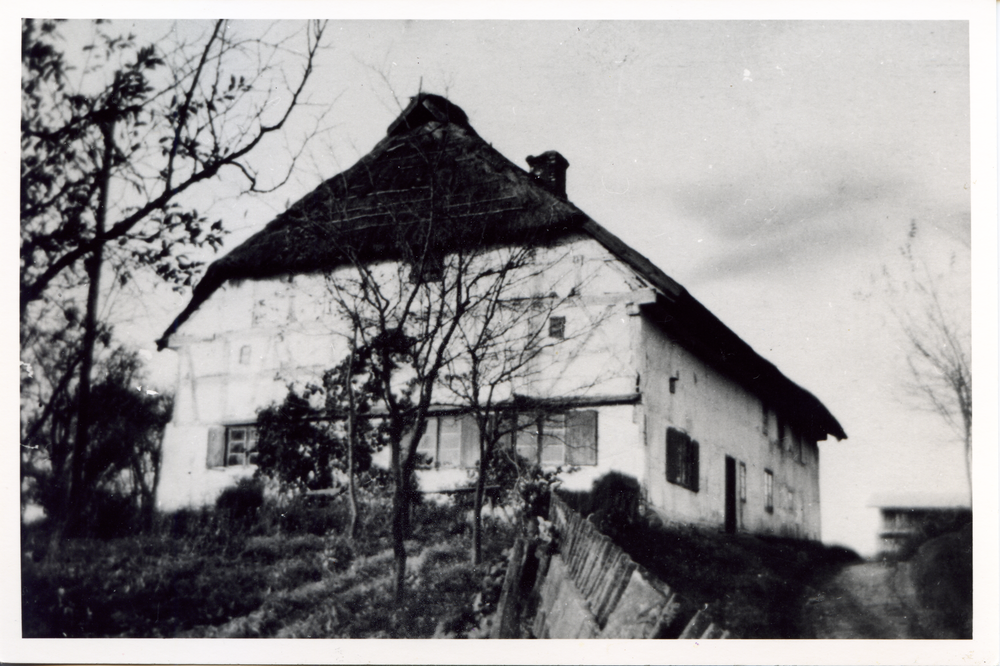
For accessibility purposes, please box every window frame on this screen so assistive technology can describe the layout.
[225,425,259,467]
[512,409,598,467]
[416,415,480,469]
[548,315,566,340]
[764,469,774,513]
[666,427,699,492]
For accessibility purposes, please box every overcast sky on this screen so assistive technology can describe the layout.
[56,17,975,557]
[8,4,998,665]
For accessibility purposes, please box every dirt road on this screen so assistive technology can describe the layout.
[801,562,933,639]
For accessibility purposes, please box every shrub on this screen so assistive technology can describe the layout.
[555,472,643,532]
[280,494,347,535]
[215,478,265,533]
[909,522,972,638]
[86,487,142,539]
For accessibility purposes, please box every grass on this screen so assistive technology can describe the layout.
[21,498,515,639]
[22,485,864,639]
[612,519,862,638]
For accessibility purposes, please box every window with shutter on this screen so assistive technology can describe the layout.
[438,416,462,467]
[666,427,699,492]
[540,413,566,465]
[206,426,226,468]
[515,414,539,463]
[416,417,439,465]
[460,414,480,469]
[566,410,598,465]
[687,439,699,492]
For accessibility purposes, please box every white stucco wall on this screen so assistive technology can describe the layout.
[157,233,824,541]
[158,236,643,510]
[638,316,822,539]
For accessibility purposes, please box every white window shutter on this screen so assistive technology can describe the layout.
[206,426,226,468]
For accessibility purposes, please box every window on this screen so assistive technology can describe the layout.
[548,316,566,340]
[416,415,480,469]
[761,403,769,438]
[207,425,258,468]
[226,426,258,466]
[666,427,699,492]
[513,410,597,466]
[764,469,774,513]
[739,462,747,503]
[239,345,252,365]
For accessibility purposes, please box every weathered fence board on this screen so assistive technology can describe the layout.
[529,496,733,639]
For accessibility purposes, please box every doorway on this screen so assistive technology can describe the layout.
[725,455,737,534]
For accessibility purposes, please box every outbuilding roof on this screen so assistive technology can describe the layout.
[157,93,846,442]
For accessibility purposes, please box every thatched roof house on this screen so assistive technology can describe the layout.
[158,92,844,443]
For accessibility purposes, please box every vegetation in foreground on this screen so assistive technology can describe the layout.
[22,486,515,639]
[614,522,861,638]
[558,479,862,639]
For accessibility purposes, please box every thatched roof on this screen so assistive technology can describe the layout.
[157,93,845,441]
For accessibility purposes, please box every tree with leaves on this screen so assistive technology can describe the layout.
[21,346,172,536]
[20,19,327,542]
[254,350,383,539]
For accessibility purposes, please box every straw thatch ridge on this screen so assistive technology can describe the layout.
[156,92,845,441]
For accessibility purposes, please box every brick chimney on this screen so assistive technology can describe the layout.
[526,151,569,199]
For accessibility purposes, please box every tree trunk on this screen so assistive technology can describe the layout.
[345,346,359,540]
[392,464,409,603]
[472,443,488,565]
[57,120,114,546]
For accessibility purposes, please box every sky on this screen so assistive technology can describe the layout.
[8,4,997,665]
[21,15,979,558]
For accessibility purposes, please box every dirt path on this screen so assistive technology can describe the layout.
[801,562,930,639]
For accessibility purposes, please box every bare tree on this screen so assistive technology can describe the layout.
[885,222,971,496]
[20,19,328,542]
[323,239,541,600]
[441,249,612,564]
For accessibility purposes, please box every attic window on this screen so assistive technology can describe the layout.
[548,316,566,339]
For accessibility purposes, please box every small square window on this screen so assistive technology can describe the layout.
[548,316,566,339]
[225,426,258,467]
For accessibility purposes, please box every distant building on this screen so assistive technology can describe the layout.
[869,492,971,558]
[156,93,846,539]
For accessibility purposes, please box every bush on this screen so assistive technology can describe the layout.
[215,478,265,532]
[279,494,348,535]
[85,487,142,539]
[909,522,972,638]
[563,471,642,538]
